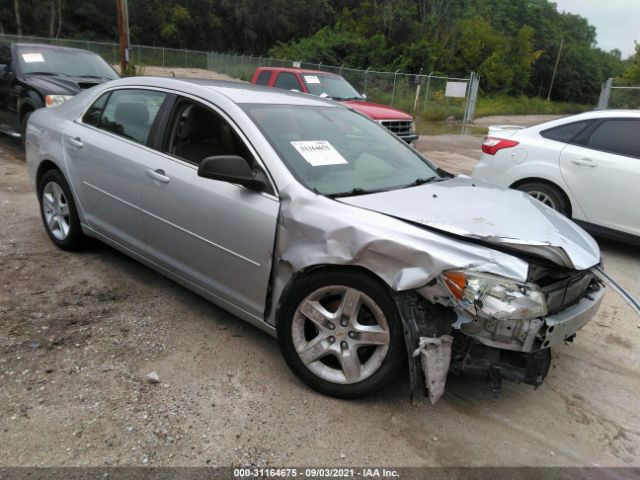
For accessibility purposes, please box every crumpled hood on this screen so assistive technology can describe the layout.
[24,75,104,95]
[339,176,601,270]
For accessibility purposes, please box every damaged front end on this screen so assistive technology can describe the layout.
[396,264,606,404]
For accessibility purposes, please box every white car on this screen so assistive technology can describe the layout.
[472,110,640,243]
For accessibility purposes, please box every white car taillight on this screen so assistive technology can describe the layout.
[482,136,519,155]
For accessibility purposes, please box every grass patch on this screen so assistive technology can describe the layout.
[475,95,590,118]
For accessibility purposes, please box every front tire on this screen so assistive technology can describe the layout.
[515,181,570,216]
[38,169,86,251]
[20,110,32,149]
[277,270,404,399]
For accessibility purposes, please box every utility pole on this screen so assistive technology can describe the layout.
[116,0,130,75]
[547,37,564,101]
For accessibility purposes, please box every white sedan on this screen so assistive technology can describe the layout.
[472,110,640,243]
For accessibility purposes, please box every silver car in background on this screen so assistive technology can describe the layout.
[26,77,605,403]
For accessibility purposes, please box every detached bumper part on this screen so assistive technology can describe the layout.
[419,336,453,404]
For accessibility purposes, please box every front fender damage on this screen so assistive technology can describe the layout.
[268,188,539,404]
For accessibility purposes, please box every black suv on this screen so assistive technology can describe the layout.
[0,42,119,145]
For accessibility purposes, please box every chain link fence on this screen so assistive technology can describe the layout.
[2,33,479,121]
[598,78,640,110]
[208,52,477,121]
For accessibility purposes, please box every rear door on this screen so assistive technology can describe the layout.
[140,96,279,318]
[560,118,640,236]
[63,88,170,254]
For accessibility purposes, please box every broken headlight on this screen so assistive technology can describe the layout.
[441,271,547,320]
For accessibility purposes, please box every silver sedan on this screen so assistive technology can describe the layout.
[25,77,605,402]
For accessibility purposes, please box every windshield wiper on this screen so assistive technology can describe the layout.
[325,187,372,198]
[76,74,112,80]
[26,71,59,76]
[403,176,437,189]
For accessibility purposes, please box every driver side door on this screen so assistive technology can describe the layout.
[140,96,280,319]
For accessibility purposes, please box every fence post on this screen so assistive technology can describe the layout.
[364,67,370,95]
[391,69,400,106]
[422,72,433,110]
[162,47,165,67]
[258,56,262,67]
[597,77,613,109]
[339,64,345,76]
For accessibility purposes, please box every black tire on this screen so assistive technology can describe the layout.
[277,270,405,399]
[515,181,570,216]
[38,169,86,251]
[20,110,32,149]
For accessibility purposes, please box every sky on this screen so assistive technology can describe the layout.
[554,0,638,58]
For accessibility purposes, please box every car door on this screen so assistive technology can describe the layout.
[63,88,170,255]
[140,96,279,318]
[0,43,17,129]
[559,118,640,236]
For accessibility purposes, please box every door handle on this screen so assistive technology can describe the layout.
[571,158,597,167]
[146,168,170,183]
[67,137,84,148]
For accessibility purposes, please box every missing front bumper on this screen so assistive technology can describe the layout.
[396,283,604,403]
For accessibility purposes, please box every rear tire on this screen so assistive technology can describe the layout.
[277,270,404,399]
[38,169,86,251]
[515,181,570,216]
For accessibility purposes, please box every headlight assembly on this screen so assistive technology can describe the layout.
[45,94,74,108]
[441,270,547,320]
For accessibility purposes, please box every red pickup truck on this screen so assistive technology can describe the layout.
[251,67,419,144]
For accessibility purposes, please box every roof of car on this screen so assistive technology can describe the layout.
[13,42,100,54]
[256,66,338,76]
[111,76,340,107]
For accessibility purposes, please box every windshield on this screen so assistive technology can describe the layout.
[244,104,441,196]
[302,74,363,100]
[17,46,118,80]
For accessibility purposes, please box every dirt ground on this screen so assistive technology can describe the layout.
[1,108,640,468]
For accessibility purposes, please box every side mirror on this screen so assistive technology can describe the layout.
[197,155,267,191]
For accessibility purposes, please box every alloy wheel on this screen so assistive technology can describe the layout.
[42,181,71,241]
[527,190,557,210]
[291,286,390,384]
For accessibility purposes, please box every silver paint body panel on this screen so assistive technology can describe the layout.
[25,77,603,337]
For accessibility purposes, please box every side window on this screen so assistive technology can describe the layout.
[540,121,591,143]
[255,70,272,86]
[82,92,110,127]
[164,99,254,167]
[274,72,302,91]
[584,119,640,158]
[98,89,167,144]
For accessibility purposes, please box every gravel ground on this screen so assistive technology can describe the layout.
[1,107,639,467]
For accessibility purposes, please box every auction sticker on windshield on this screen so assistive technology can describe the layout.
[303,75,321,84]
[22,53,45,63]
[291,140,348,166]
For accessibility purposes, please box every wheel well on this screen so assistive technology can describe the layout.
[19,105,34,124]
[275,264,392,324]
[36,160,61,191]
[510,177,572,217]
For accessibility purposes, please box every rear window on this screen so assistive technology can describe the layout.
[540,120,591,143]
[255,70,272,86]
[84,89,167,145]
[583,119,640,159]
